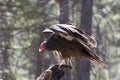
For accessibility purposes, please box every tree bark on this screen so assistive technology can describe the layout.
[75,0,93,80]
[35,26,45,78]
[57,0,69,24]
[57,0,71,80]
[80,0,93,35]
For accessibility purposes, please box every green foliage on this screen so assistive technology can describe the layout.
[0,0,120,80]
[92,0,120,80]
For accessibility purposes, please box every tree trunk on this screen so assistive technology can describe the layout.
[75,0,93,80]
[80,0,93,35]
[0,7,14,79]
[57,0,69,24]
[35,26,45,78]
[57,0,71,80]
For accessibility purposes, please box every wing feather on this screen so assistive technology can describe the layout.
[50,24,74,41]
[74,27,97,47]
[50,24,97,47]
[74,38,107,67]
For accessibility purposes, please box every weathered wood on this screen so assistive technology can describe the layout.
[36,64,72,80]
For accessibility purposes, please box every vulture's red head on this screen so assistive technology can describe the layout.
[39,28,54,52]
[39,41,46,52]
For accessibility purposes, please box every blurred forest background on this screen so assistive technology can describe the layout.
[0,0,120,80]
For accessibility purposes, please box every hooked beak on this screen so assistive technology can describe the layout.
[39,41,46,52]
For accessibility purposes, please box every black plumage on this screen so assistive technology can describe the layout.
[39,24,107,67]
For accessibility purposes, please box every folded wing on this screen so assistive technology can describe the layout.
[50,24,97,47]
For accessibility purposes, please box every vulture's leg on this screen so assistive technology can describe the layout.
[53,51,63,63]
[59,59,66,65]
[65,58,72,66]
[68,57,72,66]
[54,52,71,66]
[53,51,72,67]
[60,58,72,66]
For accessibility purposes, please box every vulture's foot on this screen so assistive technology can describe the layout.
[59,64,72,71]
[59,58,72,67]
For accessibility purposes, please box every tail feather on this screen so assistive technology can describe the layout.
[89,57,107,68]
[77,39,107,68]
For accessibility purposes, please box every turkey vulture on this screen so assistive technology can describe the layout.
[39,24,107,67]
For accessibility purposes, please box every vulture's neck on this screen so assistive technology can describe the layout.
[45,34,59,51]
